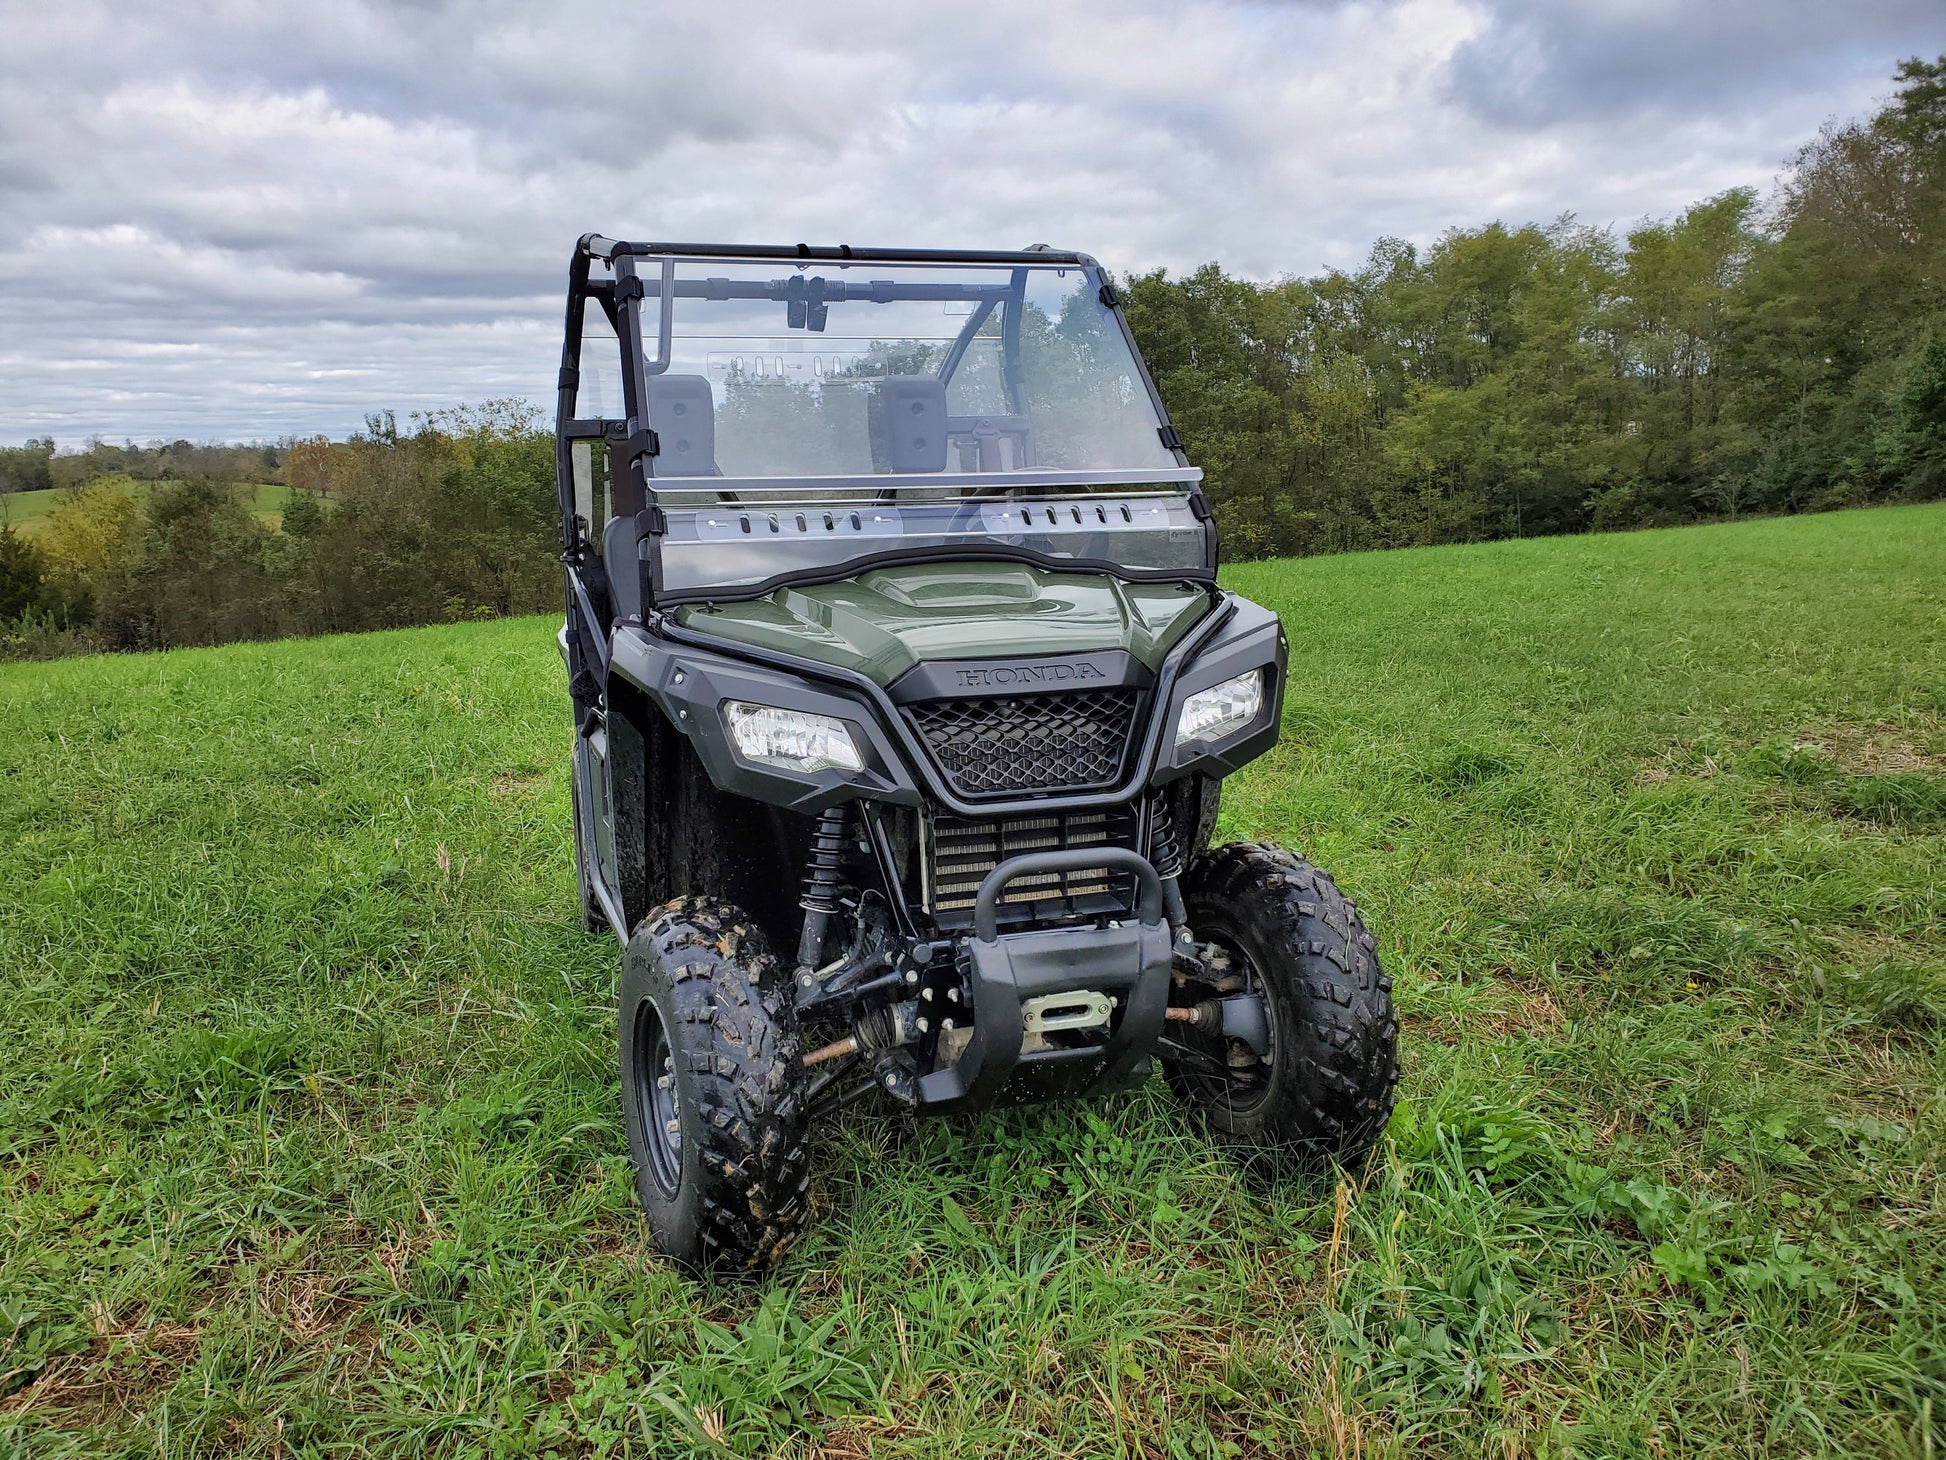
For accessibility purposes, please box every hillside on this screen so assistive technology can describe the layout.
[2,505,1943,1457]
[0,480,301,538]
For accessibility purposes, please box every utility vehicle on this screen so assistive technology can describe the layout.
[553,235,1398,1273]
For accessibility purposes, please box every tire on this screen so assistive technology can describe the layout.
[618,897,810,1275]
[569,770,608,934]
[1165,843,1398,1166]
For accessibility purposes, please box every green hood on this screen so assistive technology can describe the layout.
[678,562,1211,687]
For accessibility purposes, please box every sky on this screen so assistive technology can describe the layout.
[0,0,1938,445]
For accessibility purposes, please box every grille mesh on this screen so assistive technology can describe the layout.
[924,807,1139,926]
[907,689,1139,798]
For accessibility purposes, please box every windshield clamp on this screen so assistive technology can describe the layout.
[1158,424,1185,452]
[623,426,661,464]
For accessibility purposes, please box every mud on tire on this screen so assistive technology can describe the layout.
[619,898,810,1275]
[1167,843,1398,1165]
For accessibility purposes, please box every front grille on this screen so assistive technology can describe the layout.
[924,806,1140,928]
[907,689,1140,798]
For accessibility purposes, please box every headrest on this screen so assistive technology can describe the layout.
[876,377,948,473]
[646,374,718,477]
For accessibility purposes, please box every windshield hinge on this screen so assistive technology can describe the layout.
[1098,281,1122,308]
[1158,424,1185,452]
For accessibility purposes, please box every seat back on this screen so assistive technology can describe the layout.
[647,374,719,477]
[876,377,949,473]
[601,512,646,623]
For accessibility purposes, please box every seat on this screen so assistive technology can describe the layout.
[602,512,645,623]
[876,377,949,473]
[646,374,721,478]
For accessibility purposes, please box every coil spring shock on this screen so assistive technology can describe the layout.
[1148,796,1191,933]
[794,805,850,985]
[1149,798,1184,881]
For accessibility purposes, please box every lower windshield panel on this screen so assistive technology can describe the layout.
[655,492,1208,599]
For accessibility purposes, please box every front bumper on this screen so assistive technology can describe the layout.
[914,848,1174,1112]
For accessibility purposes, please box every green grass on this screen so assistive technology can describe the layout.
[3,504,1944,1458]
[0,481,301,537]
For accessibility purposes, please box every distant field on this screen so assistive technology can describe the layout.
[2,505,1943,1457]
[0,481,303,536]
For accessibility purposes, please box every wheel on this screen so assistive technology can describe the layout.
[569,769,608,934]
[1164,843,1398,1166]
[618,897,810,1274]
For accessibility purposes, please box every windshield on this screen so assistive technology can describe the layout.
[627,260,1178,483]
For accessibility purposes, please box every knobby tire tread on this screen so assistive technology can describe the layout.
[1177,842,1399,1161]
[626,898,809,1274]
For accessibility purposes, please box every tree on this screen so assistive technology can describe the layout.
[0,439,55,494]
[1734,54,1946,507]
[36,479,147,616]
[0,526,51,621]
[286,435,344,497]
[280,486,325,538]
[101,479,284,649]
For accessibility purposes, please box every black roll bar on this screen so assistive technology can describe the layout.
[579,235,1094,268]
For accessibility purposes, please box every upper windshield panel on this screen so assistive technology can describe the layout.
[633,260,1178,482]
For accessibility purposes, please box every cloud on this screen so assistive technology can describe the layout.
[1445,0,1941,126]
[0,0,1936,441]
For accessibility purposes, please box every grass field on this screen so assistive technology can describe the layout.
[0,482,302,537]
[3,505,1943,1458]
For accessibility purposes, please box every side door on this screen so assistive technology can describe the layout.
[563,292,626,907]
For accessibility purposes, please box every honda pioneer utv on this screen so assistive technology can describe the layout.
[553,235,1398,1273]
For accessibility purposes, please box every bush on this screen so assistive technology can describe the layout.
[295,401,557,632]
[0,525,51,622]
[36,479,147,619]
[99,479,286,650]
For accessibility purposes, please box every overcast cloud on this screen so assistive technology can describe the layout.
[0,0,1937,443]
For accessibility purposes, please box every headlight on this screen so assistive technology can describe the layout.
[723,701,864,775]
[1174,671,1263,748]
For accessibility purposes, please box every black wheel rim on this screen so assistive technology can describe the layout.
[1179,930,1279,1119]
[632,998,681,1196]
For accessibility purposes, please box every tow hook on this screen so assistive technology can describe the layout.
[1165,995,1270,1056]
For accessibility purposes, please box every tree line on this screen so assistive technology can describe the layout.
[1120,56,1946,559]
[2,56,1941,661]
[0,404,557,659]
[0,437,283,496]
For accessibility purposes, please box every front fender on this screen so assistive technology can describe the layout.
[608,625,922,814]
[1148,594,1287,785]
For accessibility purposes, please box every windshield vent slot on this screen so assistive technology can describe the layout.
[906,689,1140,799]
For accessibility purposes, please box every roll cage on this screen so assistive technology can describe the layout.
[552,236,1217,667]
